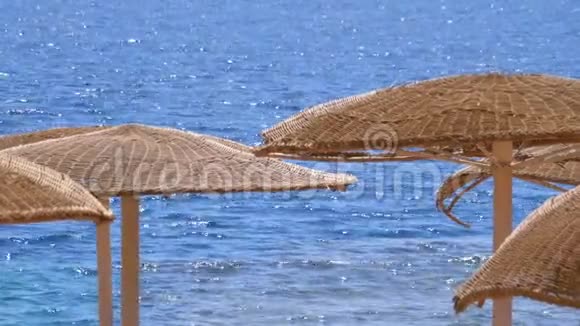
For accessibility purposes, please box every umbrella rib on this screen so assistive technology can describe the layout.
[447,176,488,212]
[438,175,488,227]
[163,137,180,193]
[519,178,569,192]
[265,149,489,167]
[398,149,490,168]
[264,152,419,162]
[138,136,154,193]
[512,146,580,170]
[476,143,498,165]
[441,177,567,228]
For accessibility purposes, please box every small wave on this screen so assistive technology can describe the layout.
[71,266,98,277]
[286,314,326,322]
[366,228,421,239]
[188,261,242,272]
[140,260,242,274]
[274,259,351,270]
[168,220,220,229]
[182,231,226,239]
[5,108,60,116]
[2,234,80,246]
[7,237,29,245]
[415,242,440,253]
[447,255,488,266]
[34,233,82,244]
[44,307,61,314]
[181,242,212,250]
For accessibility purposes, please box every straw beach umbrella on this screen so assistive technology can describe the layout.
[255,73,580,326]
[436,144,580,226]
[0,125,117,326]
[453,185,580,312]
[1,123,357,326]
[0,153,114,325]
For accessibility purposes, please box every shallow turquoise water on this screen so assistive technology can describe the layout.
[0,0,579,325]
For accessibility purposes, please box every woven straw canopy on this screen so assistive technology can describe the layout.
[257,73,580,157]
[437,144,580,226]
[1,124,357,197]
[0,154,113,224]
[0,126,105,151]
[454,186,580,312]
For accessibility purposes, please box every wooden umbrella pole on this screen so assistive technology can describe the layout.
[492,141,513,326]
[121,195,140,326]
[96,197,113,326]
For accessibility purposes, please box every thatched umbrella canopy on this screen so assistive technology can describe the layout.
[0,126,105,151]
[0,153,114,325]
[1,126,116,326]
[1,123,357,326]
[255,73,580,326]
[454,186,580,313]
[2,124,356,195]
[437,144,580,226]
[257,73,580,159]
[0,153,112,223]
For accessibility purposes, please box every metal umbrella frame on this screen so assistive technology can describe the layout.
[255,73,580,326]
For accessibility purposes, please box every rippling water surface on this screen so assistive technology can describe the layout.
[1,1,579,325]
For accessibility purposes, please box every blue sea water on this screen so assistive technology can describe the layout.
[0,0,579,325]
